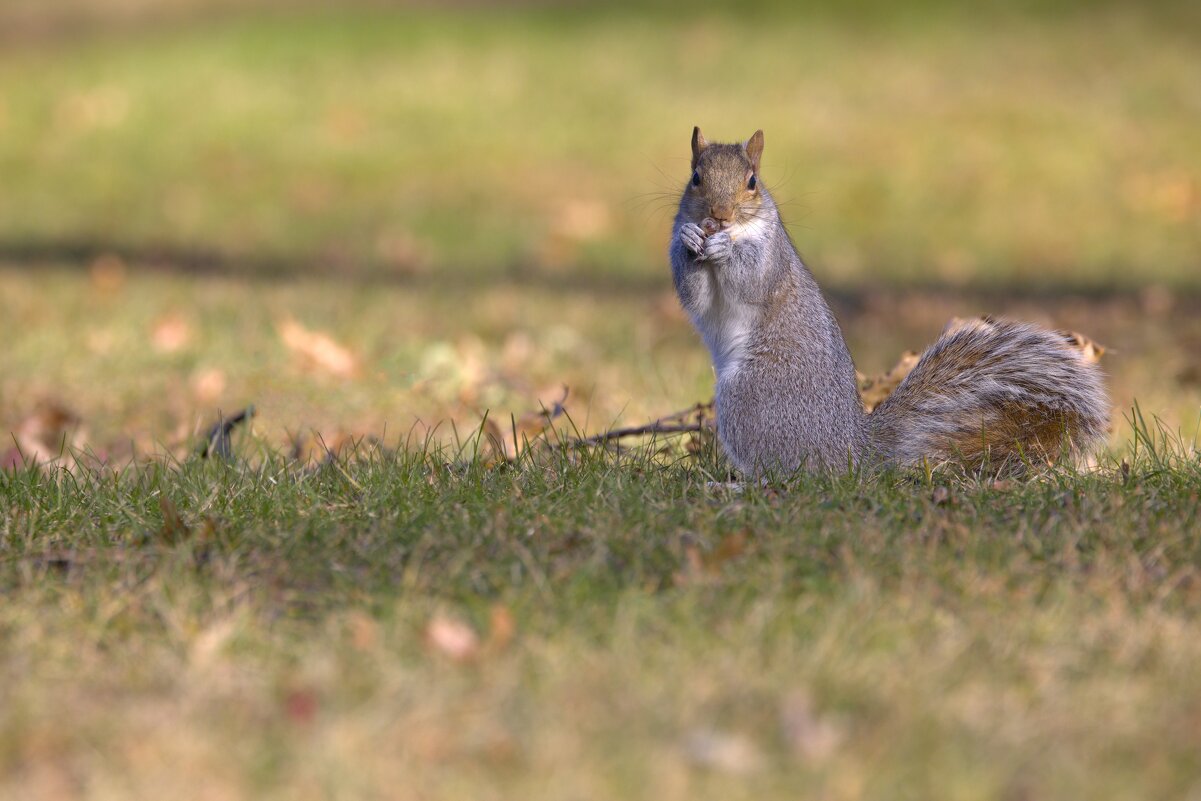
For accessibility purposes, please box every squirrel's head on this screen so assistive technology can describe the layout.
[681,127,766,233]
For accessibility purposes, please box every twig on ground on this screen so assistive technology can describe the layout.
[570,401,715,448]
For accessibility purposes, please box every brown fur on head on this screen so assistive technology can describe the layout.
[682,127,766,230]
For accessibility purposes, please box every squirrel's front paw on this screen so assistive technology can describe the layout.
[702,231,733,263]
[678,223,706,256]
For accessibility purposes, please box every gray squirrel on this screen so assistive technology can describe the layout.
[670,127,1109,476]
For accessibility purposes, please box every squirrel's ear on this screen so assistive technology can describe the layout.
[691,126,708,168]
[745,130,764,173]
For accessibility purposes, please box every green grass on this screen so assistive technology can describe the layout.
[1,2,1200,288]
[4,5,1201,798]
[3,428,1201,800]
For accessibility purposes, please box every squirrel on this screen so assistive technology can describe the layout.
[669,127,1110,476]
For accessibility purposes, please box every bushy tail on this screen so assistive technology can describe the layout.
[869,317,1109,472]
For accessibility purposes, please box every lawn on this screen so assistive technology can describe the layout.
[3,2,1201,799]
[1,2,1199,288]
[3,438,1201,800]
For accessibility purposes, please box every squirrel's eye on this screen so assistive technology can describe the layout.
[747,174,757,190]
[691,170,701,187]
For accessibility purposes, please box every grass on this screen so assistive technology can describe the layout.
[1,2,1200,288]
[3,426,1201,800]
[4,264,1200,462]
[3,3,1201,798]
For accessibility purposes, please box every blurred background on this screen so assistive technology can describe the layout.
[2,0,1199,461]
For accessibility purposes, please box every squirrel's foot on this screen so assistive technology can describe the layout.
[702,231,733,264]
[679,223,706,256]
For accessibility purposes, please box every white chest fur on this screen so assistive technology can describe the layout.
[699,215,771,379]
[697,285,758,380]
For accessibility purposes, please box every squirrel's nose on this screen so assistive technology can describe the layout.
[710,206,734,223]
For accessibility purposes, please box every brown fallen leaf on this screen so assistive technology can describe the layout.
[151,313,192,353]
[780,691,844,762]
[191,367,227,403]
[857,350,920,413]
[486,604,516,652]
[277,318,359,378]
[682,729,763,775]
[7,400,86,470]
[425,614,480,663]
[1057,328,1106,364]
[283,687,319,726]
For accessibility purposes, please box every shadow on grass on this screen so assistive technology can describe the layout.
[6,237,1201,315]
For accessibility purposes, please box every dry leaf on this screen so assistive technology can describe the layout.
[8,401,86,469]
[857,350,920,413]
[682,729,763,775]
[487,604,516,652]
[283,688,318,726]
[191,368,227,402]
[278,318,359,378]
[1057,329,1106,364]
[151,314,192,353]
[780,691,844,762]
[425,614,479,662]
